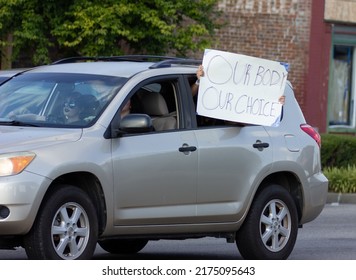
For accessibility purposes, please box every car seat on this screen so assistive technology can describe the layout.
[140,92,177,131]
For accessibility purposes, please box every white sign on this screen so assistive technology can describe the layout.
[196,49,288,126]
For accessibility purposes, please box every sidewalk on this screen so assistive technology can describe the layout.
[327,192,356,204]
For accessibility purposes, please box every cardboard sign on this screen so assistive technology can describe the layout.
[196,49,288,126]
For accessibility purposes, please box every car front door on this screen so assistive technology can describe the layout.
[111,77,198,226]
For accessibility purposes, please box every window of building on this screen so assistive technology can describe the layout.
[328,25,356,132]
[328,45,355,127]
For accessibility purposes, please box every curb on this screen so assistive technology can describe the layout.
[327,192,356,204]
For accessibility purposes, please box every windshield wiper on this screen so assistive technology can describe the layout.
[0,119,40,127]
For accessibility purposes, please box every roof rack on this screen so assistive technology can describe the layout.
[52,55,202,68]
[149,59,201,69]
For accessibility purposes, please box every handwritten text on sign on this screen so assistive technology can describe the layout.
[196,49,288,126]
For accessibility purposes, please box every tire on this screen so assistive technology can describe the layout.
[236,184,298,260]
[24,185,98,260]
[98,239,148,254]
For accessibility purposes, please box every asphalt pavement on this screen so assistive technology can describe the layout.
[0,192,354,260]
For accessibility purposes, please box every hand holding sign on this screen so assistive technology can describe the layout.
[196,49,288,126]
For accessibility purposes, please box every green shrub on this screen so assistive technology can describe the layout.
[321,133,356,168]
[320,134,356,193]
[323,165,356,193]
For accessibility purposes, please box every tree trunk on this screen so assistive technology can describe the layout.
[1,33,13,70]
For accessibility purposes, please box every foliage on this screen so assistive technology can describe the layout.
[323,165,356,193]
[321,133,356,168]
[0,0,222,66]
[321,133,356,193]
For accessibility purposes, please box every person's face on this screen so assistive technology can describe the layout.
[63,99,81,119]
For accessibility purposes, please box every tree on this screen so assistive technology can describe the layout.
[0,0,21,69]
[0,0,222,68]
[0,0,69,67]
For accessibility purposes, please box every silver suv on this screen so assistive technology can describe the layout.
[0,56,328,260]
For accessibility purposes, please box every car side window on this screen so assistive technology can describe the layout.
[187,75,243,128]
[126,80,179,132]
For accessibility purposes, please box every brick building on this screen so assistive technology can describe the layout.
[212,0,356,134]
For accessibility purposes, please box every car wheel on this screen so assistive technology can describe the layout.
[98,239,148,254]
[236,184,298,260]
[24,185,98,260]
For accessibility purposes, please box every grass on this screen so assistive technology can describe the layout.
[323,165,356,193]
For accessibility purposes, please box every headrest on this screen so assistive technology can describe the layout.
[141,92,169,116]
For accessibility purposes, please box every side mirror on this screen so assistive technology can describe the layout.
[119,114,152,131]
[119,114,154,134]
[104,113,154,139]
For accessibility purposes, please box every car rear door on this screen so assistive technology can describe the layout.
[181,72,274,224]
[193,125,273,223]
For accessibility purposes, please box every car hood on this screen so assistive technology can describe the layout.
[0,126,82,152]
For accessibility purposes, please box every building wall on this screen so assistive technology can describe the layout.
[325,0,356,23]
[305,0,331,133]
[214,0,312,114]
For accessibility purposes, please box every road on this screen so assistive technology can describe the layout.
[1,203,355,260]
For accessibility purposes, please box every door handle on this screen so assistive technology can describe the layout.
[253,140,269,151]
[179,143,197,154]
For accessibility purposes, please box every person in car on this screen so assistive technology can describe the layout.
[191,64,203,97]
[63,92,87,124]
[121,99,131,118]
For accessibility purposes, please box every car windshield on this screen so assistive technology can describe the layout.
[0,73,127,127]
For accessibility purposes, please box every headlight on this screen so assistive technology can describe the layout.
[0,152,36,176]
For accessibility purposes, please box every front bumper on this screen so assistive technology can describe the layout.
[0,171,51,235]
